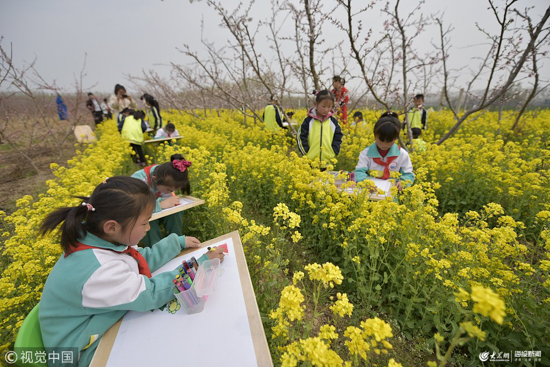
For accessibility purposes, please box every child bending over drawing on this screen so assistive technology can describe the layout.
[354,112,415,192]
[39,176,224,367]
[131,154,192,246]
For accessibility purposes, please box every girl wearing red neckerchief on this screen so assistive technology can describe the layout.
[39,177,224,367]
[354,112,415,192]
[331,76,350,125]
[131,154,193,246]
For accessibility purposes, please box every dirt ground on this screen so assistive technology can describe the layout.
[0,93,99,214]
[0,136,82,215]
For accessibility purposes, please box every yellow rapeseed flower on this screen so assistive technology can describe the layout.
[470,285,506,324]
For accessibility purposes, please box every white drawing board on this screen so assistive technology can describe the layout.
[90,232,272,367]
[364,178,393,200]
[143,136,184,144]
[327,171,393,201]
[149,196,204,221]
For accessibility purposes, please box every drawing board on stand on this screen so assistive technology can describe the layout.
[327,171,393,200]
[143,136,184,144]
[149,196,205,221]
[89,231,272,367]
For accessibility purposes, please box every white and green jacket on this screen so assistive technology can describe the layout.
[131,165,170,213]
[354,143,415,185]
[39,232,207,367]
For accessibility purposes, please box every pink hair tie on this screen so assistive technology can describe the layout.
[82,202,95,212]
[172,159,192,173]
[103,177,109,184]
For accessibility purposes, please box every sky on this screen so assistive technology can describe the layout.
[0,0,549,96]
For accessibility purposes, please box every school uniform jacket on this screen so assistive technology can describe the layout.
[354,143,415,184]
[154,127,180,139]
[407,108,427,130]
[131,165,170,213]
[121,115,147,145]
[148,105,162,130]
[262,104,284,131]
[39,232,209,367]
[297,107,343,164]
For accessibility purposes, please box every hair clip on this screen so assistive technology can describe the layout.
[82,202,95,212]
[173,159,192,173]
[103,177,109,184]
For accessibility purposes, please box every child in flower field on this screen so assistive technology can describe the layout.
[154,122,180,139]
[39,176,224,367]
[331,76,350,125]
[354,112,414,191]
[140,93,163,130]
[116,108,133,132]
[131,154,191,246]
[297,90,343,168]
[121,109,148,166]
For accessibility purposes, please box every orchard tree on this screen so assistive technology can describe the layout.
[436,1,550,144]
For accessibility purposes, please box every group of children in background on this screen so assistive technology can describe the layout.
[94,84,181,167]
[293,84,428,192]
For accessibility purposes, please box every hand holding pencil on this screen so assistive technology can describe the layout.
[160,195,180,209]
[206,246,226,263]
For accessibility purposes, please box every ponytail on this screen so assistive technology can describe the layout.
[40,177,155,252]
[40,197,93,251]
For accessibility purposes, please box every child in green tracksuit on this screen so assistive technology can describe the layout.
[39,176,225,366]
[131,154,192,247]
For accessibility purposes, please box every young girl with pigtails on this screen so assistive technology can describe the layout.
[39,176,224,367]
[131,153,193,247]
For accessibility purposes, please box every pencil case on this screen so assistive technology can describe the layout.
[174,258,223,314]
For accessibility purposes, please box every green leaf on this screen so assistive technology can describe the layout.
[433,314,441,327]
[425,306,438,313]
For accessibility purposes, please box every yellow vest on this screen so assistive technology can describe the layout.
[407,109,423,129]
[121,116,144,145]
[263,104,281,131]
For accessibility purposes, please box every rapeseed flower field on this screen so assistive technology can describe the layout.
[1,109,548,366]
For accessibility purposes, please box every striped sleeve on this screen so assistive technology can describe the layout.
[297,118,311,155]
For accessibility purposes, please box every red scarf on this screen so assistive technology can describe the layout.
[143,164,161,199]
[373,154,399,179]
[65,242,152,278]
